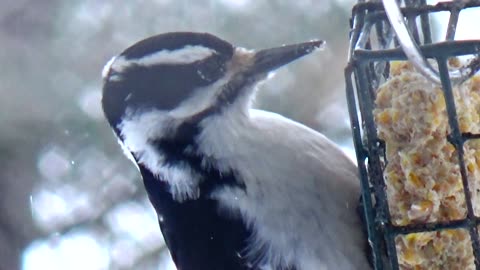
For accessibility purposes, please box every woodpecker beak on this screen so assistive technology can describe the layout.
[251,40,325,74]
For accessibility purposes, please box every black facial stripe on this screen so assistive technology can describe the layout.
[102,51,231,127]
[190,70,258,120]
[194,53,228,83]
[151,120,246,193]
[102,32,238,131]
[216,70,257,106]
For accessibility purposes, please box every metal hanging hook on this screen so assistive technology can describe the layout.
[382,0,441,84]
[382,0,479,85]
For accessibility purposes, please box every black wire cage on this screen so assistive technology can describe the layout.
[345,0,480,269]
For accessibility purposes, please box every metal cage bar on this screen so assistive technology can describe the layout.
[346,1,480,269]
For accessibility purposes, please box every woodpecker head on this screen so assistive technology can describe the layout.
[102,32,324,134]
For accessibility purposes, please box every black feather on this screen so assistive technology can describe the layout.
[139,120,253,270]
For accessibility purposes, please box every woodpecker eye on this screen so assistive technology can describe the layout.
[195,54,227,83]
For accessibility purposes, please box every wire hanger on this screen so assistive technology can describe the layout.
[382,0,480,85]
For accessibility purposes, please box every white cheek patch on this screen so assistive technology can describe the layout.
[169,73,233,119]
[118,109,202,201]
[110,45,216,73]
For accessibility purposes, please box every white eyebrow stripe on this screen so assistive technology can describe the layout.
[102,56,117,79]
[110,45,216,73]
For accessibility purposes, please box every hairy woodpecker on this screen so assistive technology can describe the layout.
[102,32,370,270]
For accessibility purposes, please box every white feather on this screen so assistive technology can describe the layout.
[111,45,215,74]
[118,110,202,201]
[196,107,370,270]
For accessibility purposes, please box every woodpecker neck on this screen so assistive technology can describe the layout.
[116,80,256,202]
[188,73,259,124]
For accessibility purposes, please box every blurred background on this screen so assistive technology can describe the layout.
[3,0,478,269]
[0,1,355,269]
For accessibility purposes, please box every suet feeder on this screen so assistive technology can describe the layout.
[346,0,480,269]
